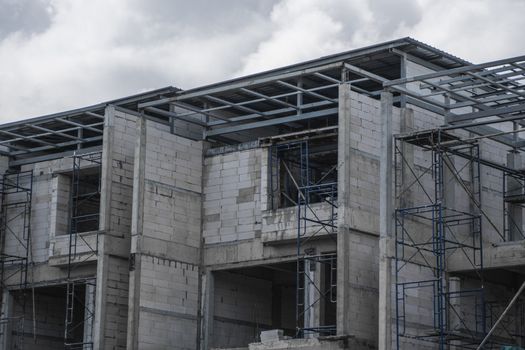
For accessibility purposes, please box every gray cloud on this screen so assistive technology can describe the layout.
[0,0,523,122]
[0,0,54,40]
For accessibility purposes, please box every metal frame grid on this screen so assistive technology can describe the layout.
[0,87,178,166]
[64,152,101,350]
[0,170,33,350]
[386,56,525,148]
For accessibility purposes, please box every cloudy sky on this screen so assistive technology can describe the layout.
[0,0,523,122]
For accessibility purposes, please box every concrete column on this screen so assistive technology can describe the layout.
[0,290,13,350]
[336,82,352,336]
[92,104,115,350]
[201,271,214,350]
[126,115,147,350]
[399,108,414,208]
[98,105,115,233]
[507,152,522,241]
[303,258,318,337]
[83,282,96,345]
[378,91,393,350]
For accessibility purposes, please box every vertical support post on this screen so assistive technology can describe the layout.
[399,108,414,208]
[336,82,352,336]
[506,151,522,241]
[83,282,96,345]
[378,91,393,350]
[201,271,214,350]
[127,114,146,350]
[399,53,407,109]
[93,105,115,350]
[303,258,317,337]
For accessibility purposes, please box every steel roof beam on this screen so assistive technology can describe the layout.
[138,62,345,109]
[55,119,103,133]
[207,100,336,127]
[171,102,232,122]
[0,129,58,148]
[24,124,81,141]
[206,108,338,137]
[276,80,336,103]
[239,88,298,110]
[143,107,208,127]
[385,54,525,87]
[10,135,103,156]
[203,95,266,117]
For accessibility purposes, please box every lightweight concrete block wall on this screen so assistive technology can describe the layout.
[98,255,130,349]
[212,271,272,349]
[127,117,203,350]
[137,257,199,350]
[203,148,262,244]
[95,106,139,350]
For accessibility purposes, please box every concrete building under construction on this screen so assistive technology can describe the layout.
[0,37,523,350]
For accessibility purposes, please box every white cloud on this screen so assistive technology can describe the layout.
[0,0,523,122]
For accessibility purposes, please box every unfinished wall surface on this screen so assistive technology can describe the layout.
[94,106,138,350]
[212,271,272,349]
[127,117,203,350]
[203,148,262,245]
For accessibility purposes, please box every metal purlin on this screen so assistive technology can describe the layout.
[0,170,33,350]
[64,152,101,350]
[394,130,488,349]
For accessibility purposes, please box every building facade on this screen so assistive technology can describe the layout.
[0,38,523,350]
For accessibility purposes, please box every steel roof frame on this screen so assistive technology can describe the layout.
[3,37,514,165]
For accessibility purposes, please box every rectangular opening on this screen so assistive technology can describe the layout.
[211,262,296,349]
[5,284,93,350]
[70,166,101,234]
[269,135,338,210]
[211,258,337,348]
[54,153,102,236]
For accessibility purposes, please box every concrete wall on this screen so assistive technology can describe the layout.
[203,148,262,245]
[127,117,203,350]
[94,106,138,350]
[212,271,273,349]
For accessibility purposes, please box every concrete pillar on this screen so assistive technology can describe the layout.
[126,114,146,350]
[303,258,318,337]
[507,151,522,241]
[0,290,13,350]
[92,104,116,350]
[83,282,96,345]
[378,91,393,350]
[399,108,414,208]
[336,82,352,337]
[200,271,214,350]
[93,252,108,350]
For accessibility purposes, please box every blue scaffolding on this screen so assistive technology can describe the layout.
[268,136,338,338]
[394,130,487,349]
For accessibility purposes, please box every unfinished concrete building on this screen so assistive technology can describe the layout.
[0,37,523,350]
